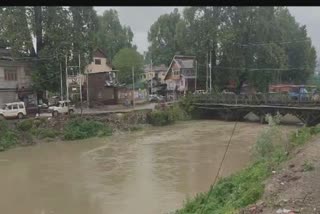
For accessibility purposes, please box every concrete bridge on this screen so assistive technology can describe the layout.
[193,93,320,126]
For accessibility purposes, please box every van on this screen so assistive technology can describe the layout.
[0,102,27,119]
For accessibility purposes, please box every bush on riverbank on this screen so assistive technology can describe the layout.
[63,118,112,140]
[0,119,18,151]
[175,119,320,214]
[147,104,189,126]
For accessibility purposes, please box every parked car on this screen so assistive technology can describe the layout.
[48,100,75,117]
[26,102,49,116]
[149,94,164,102]
[0,102,27,119]
[193,90,207,95]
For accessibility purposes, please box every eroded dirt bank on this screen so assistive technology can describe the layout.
[242,136,320,214]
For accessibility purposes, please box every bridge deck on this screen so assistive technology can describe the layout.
[195,103,320,111]
[193,94,320,126]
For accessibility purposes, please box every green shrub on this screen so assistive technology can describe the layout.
[147,110,173,126]
[31,128,60,139]
[16,119,34,131]
[148,104,189,126]
[0,120,18,150]
[290,127,312,146]
[63,118,112,140]
[303,160,315,171]
[179,94,195,115]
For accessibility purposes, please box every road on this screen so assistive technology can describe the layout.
[36,103,157,118]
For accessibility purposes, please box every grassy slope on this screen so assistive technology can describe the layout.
[175,120,320,214]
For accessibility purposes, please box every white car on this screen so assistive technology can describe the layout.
[0,102,27,119]
[48,100,75,117]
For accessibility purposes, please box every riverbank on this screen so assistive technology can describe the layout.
[174,118,320,214]
[0,109,151,151]
[0,100,190,151]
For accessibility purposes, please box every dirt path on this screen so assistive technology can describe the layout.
[244,137,320,214]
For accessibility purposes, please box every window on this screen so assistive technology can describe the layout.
[173,70,180,76]
[4,68,17,81]
[19,104,24,109]
[12,104,18,110]
[95,59,101,65]
[6,105,12,110]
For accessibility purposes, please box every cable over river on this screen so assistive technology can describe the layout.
[0,120,295,214]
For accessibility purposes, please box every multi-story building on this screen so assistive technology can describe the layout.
[0,48,35,105]
[164,55,197,97]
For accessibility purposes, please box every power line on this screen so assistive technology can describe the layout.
[232,39,311,47]
[213,66,309,71]
[199,121,238,214]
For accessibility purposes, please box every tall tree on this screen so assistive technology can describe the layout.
[95,9,134,60]
[113,48,143,84]
[147,8,182,65]
[151,6,317,91]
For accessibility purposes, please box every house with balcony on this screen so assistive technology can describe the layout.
[164,55,197,98]
[0,48,36,105]
[78,48,119,106]
[141,64,168,95]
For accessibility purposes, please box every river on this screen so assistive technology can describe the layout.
[0,120,294,214]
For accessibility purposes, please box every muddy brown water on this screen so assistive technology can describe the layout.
[0,120,296,214]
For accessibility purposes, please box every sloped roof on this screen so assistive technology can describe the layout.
[144,64,167,73]
[164,55,196,80]
[175,59,194,69]
[93,48,108,58]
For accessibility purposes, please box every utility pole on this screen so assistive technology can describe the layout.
[65,55,69,113]
[65,55,69,102]
[209,50,212,93]
[86,71,89,109]
[195,60,198,92]
[78,53,83,116]
[206,52,209,92]
[150,58,153,95]
[60,63,63,100]
[132,66,135,108]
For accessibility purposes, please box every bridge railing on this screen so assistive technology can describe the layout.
[194,92,320,106]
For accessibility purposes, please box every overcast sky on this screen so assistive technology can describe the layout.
[95,7,320,57]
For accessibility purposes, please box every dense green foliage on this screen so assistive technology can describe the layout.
[96,9,135,60]
[112,48,144,84]
[0,6,98,92]
[147,104,189,126]
[147,7,317,91]
[0,119,18,150]
[175,121,320,213]
[63,118,112,140]
[146,8,182,65]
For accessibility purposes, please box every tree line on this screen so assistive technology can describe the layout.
[0,7,143,92]
[146,7,317,92]
[0,7,317,93]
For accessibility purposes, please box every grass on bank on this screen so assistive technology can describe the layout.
[0,119,18,151]
[63,117,112,140]
[175,115,320,214]
[147,103,190,126]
